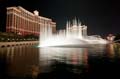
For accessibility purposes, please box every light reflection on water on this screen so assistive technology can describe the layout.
[39,47,89,72]
[0,45,39,76]
[0,44,120,78]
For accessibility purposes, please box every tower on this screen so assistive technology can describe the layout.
[82,25,87,37]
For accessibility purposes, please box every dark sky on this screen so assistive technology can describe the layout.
[0,0,119,36]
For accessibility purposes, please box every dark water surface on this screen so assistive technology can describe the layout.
[0,44,120,79]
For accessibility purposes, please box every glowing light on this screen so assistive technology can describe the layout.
[34,10,39,16]
[38,19,108,47]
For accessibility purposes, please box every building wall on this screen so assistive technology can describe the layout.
[6,6,56,36]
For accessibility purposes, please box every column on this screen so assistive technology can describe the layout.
[14,13,17,33]
[83,26,87,37]
[31,16,33,34]
[16,15,18,34]
[31,21,33,35]
[11,13,13,32]
[28,18,30,34]
[23,13,25,36]
[21,14,24,35]
[19,13,22,35]
[30,21,32,34]
[32,21,33,34]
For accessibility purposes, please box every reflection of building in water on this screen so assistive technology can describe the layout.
[83,49,88,66]
[70,48,88,66]
[114,44,120,57]
[0,45,39,76]
[39,48,88,68]
[106,44,115,58]
[0,47,8,76]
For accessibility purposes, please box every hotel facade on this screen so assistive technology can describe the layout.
[6,6,56,36]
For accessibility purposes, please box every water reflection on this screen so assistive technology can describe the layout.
[106,44,115,58]
[114,43,120,58]
[0,46,8,78]
[39,45,107,74]
[0,45,39,78]
[0,44,120,78]
[40,48,86,65]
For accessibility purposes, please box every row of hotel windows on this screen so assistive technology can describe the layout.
[7,14,41,32]
[7,15,54,35]
[7,13,52,27]
[7,9,51,23]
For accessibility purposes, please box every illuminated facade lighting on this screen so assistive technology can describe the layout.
[6,6,56,36]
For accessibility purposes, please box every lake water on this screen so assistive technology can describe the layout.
[0,43,120,79]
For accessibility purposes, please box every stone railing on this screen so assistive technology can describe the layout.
[0,41,39,48]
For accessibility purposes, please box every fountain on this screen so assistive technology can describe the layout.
[38,19,108,47]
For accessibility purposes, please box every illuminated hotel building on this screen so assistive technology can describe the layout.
[6,6,56,36]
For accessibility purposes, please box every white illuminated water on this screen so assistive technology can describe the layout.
[38,19,108,47]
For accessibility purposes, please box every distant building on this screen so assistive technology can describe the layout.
[107,34,115,42]
[65,19,87,38]
[6,6,56,36]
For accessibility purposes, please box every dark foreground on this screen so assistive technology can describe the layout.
[0,57,120,79]
[0,44,120,79]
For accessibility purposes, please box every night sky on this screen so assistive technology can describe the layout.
[0,0,118,37]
